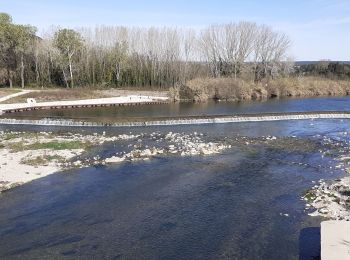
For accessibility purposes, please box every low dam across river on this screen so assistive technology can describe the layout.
[1,111,350,127]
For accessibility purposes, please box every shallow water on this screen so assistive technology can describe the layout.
[1,97,350,259]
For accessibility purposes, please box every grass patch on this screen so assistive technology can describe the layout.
[20,155,66,166]
[302,189,316,201]
[9,140,91,152]
[20,156,48,166]
[1,131,44,141]
[2,132,21,140]
[28,141,89,150]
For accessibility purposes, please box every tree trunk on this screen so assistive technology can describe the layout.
[92,58,95,86]
[234,63,237,79]
[48,53,53,84]
[115,63,121,87]
[35,57,40,86]
[21,54,25,89]
[68,55,74,88]
[62,69,69,88]
[7,69,13,88]
[47,65,51,85]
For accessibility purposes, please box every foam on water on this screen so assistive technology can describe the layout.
[1,112,350,127]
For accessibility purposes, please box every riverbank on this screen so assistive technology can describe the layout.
[305,176,350,221]
[0,131,138,192]
[175,76,350,102]
[0,130,231,192]
[302,135,350,221]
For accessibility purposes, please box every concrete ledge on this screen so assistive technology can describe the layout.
[1,112,350,128]
[0,95,169,113]
[321,220,350,260]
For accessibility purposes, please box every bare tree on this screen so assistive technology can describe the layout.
[0,12,292,89]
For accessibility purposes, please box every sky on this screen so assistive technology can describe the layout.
[1,0,350,61]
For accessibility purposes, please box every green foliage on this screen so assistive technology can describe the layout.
[302,189,317,201]
[16,24,37,52]
[54,29,83,57]
[0,13,37,87]
[297,62,350,80]
[0,12,295,89]
[0,13,12,24]
[53,29,83,88]
[108,41,128,86]
[0,14,18,70]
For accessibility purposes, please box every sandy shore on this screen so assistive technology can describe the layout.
[0,148,82,190]
[0,131,140,192]
[0,130,233,192]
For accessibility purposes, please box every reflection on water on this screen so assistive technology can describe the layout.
[0,118,349,259]
[4,96,350,121]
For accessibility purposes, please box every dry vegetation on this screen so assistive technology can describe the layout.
[20,155,66,166]
[177,76,350,102]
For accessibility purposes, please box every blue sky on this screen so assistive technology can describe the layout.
[2,0,350,60]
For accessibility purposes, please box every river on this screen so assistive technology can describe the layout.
[1,97,350,259]
[3,96,350,121]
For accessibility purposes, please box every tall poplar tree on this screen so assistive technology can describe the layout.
[54,29,83,88]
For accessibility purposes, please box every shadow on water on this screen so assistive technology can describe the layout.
[299,227,320,260]
[0,138,343,259]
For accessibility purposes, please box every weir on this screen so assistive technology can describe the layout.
[1,111,350,127]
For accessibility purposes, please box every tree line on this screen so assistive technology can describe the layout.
[296,61,350,80]
[0,12,292,89]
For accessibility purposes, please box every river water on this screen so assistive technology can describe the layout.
[4,96,350,121]
[1,97,350,259]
